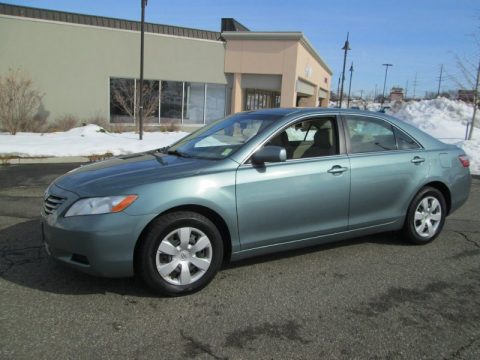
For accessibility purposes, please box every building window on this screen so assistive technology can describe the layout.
[183,82,205,125]
[140,80,160,124]
[244,89,280,111]
[110,78,135,123]
[109,78,159,124]
[161,81,183,124]
[110,78,227,125]
[206,83,226,123]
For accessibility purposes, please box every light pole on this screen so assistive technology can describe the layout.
[381,63,393,105]
[336,76,341,107]
[338,32,351,108]
[138,0,148,140]
[347,62,354,108]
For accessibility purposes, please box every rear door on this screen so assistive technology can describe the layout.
[343,114,428,229]
[235,115,351,250]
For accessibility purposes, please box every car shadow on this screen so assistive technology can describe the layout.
[0,218,409,297]
[224,231,409,269]
[0,219,155,297]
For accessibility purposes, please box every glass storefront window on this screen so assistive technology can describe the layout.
[183,82,205,125]
[110,78,227,125]
[140,80,160,124]
[110,78,135,123]
[206,83,226,123]
[110,78,159,124]
[160,81,183,124]
[244,89,281,111]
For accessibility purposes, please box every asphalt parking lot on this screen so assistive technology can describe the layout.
[1,164,479,359]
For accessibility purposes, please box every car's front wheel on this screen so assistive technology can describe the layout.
[403,186,446,244]
[137,211,224,296]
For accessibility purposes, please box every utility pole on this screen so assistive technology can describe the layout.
[339,32,351,108]
[336,76,341,107]
[374,84,378,101]
[347,62,354,108]
[467,59,480,140]
[360,89,363,99]
[412,73,418,100]
[381,63,393,105]
[405,80,409,99]
[437,64,443,97]
[138,0,147,140]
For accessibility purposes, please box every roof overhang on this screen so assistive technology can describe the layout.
[222,31,332,75]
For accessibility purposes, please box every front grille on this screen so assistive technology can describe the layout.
[44,195,66,215]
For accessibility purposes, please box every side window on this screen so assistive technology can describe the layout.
[346,116,397,153]
[394,128,421,150]
[267,117,338,159]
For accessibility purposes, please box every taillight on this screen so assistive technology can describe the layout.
[458,155,470,168]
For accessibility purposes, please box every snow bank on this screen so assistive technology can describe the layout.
[389,98,479,175]
[0,124,188,157]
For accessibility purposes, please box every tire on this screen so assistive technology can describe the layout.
[137,211,224,296]
[403,186,446,245]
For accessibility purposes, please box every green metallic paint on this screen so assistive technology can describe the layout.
[41,109,471,277]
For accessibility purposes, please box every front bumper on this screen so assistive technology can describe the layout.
[41,184,154,277]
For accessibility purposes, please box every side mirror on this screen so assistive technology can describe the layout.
[251,145,287,164]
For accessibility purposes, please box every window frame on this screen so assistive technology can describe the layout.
[243,114,346,165]
[340,114,423,155]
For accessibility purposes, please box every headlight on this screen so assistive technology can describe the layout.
[65,195,138,217]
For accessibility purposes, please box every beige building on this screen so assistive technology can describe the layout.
[224,32,332,113]
[0,3,332,128]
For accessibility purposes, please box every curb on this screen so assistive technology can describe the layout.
[3,156,90,165]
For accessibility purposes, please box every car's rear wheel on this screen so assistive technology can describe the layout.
[137,211,224,296]
[403,187,446,244]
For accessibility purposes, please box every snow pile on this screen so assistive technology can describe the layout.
[389,98,479,174]
[366,102,382,112]
[0,125,188,157]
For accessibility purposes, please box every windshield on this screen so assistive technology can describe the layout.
[165,113,283,160]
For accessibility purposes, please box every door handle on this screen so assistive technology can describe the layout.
[328,165,348,175]
[411,156,425,164]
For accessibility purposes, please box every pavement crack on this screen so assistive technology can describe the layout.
[453,231,480,249]
[444,334,480,360]
[0,245,45,275]
[180,330,227,360]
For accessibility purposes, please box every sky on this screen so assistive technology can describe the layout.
[3,0,479,98]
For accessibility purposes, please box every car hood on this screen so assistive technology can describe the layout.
[54,151,229,196]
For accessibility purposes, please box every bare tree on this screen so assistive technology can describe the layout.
[447,21,480,140]
[0,68,43,135]
[111,79,159,122]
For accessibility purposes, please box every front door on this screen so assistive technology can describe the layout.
[235,116,351,250]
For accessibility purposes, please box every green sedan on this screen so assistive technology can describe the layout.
[41,108,471,296]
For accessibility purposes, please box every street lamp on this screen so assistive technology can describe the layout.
[347,62,354,108]
[381,63,393,105]
[338,32,351,108]
[138,0,148,140]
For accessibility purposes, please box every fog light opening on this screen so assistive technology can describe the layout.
[71,254,90,265]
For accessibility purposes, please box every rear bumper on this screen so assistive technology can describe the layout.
[449,172,471,215]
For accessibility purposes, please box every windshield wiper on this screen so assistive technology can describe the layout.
[156,146,170,154]
[167,149,191,158]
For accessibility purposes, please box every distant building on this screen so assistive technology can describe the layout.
[389,87,404,102]
[458,90,475,103]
